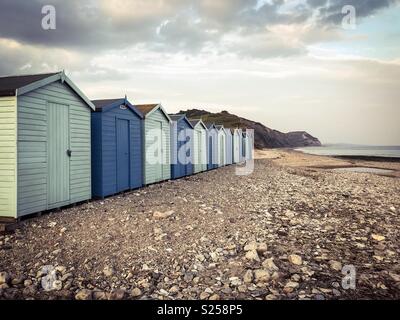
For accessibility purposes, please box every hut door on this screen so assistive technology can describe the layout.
[116,119,130,191]
[48,103,70,206]
[156,122,163,179]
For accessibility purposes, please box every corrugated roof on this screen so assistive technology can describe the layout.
[92,98,124,111]
[0,72,59,96]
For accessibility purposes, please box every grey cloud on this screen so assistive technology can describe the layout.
[0,0,398,70]
[316,0,399,25]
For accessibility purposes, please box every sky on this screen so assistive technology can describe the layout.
[0,0,399,145]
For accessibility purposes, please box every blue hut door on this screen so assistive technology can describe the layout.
[48,103,70,206]
[116,119,130,191]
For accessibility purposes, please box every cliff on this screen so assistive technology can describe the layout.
[180,109,321,149]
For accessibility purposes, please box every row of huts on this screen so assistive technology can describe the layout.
[0,71,254,220]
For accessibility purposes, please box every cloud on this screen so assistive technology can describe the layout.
[0,0,399,77]
[315,0,400,25]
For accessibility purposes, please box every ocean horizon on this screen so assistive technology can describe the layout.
[296,144,400,158]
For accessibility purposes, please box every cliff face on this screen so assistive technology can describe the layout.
[180,109,321,149]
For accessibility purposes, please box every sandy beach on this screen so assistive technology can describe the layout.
[0,149,399,300]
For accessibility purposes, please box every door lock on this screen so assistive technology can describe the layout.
[67,149,72,157]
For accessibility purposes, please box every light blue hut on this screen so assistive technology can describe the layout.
[0,71,94,219]
[225,128,233,165]
[232,128,241,164]
[190,119,208,173]
[216,125,227,167]
[206,123,219,170]
[136,104,171,185]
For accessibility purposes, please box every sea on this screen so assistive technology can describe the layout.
[296,144,400,158]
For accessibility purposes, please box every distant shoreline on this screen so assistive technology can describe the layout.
[332,155,400,162]
[294,145,400,161]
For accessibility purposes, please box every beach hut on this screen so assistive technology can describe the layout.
[216,125,227,167]
[225,128,233,165]
[246,130,254,160]
[170,114,194,179]
[232,128,241,163]
[189,119,208,173]
[0,71,94,219]
[91,98,143,198]
[243,131,252,160]
[206,123,219,170]
[136,104,171,185]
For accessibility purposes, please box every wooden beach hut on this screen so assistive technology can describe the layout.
[0,71,94,219]
[91,98,143,198]
[225,128,233,165]
[206,123,219,170]
[189,119,208,173]
[216,125,227,167]
[170,114,194,179]
[136,104,171,185]
[242,131,252,160]
[232,128,241,163]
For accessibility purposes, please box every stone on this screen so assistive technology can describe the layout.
[262,258,279,272]
[0,283,9,290]
[244,241,258,251]
[288,254,303,265]
[53,280,63,291]
[245,249,260,262]
[257,243,268,255]
[254,269,270,283]
[93,291,107,300]
[238,285,247,293]
[11,277,24,286]
[22,285,37,297]
[109,289,126,300]
[389,273,400,282]
[243,270,253,283]
[131,288,142,297]
[75,289,93,300]
[196,254,206,262]
[329,260,342,271]
[169,286,179,294]
[103,265,115,277]
[159,289,169,297]
[0,272,10,285]
[283,281,299,293]
[371,234,385,242]
[200,292,210,299]
[55,266,66,274]
[209,294,220,300]
[229,277,241,286]
[285,281,299,289]
[265,294,278,300]
[153,210,174,219]
[390,206,396,212]
[24,279,33,287]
